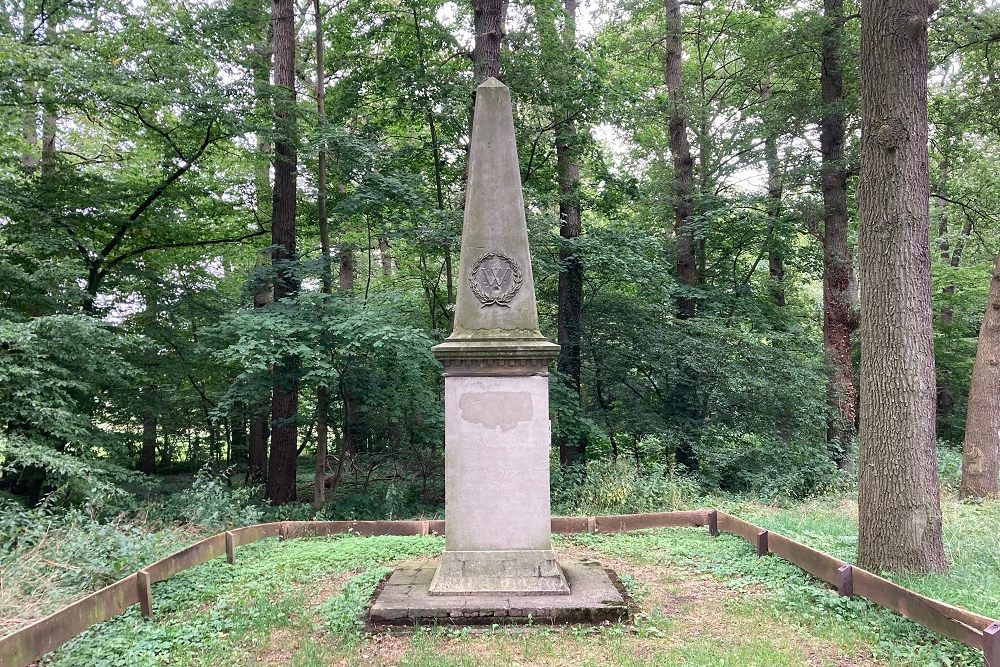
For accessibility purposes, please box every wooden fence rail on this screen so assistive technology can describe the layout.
[1,510,996,667]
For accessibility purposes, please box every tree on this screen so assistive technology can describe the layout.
[472,0,507,81]
[820,0,859,465]
[664,0,696,318]
[313,0,332,509]
[856,0,947,573]
[762,76,785,307]
[140,387,157,475]
[265,0,301,504]
[960,249,1000,498]
[534,0,586,464]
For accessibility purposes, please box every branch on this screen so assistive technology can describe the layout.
[99,119,221,260]
[100,227,268,279]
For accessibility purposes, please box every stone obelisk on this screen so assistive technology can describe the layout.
[428,77,569,595]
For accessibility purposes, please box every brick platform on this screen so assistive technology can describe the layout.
[368,560,628,625]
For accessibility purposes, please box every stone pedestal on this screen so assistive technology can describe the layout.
[427,359,568,595]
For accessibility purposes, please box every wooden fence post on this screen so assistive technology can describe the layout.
[225,531,236,564]
[756,530,769,557]
[836,564,853,597]
[137,570,153,618]
[708,510,718,537]
[984,622,999,667]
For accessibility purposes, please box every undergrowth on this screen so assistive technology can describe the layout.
[45,535,443,666]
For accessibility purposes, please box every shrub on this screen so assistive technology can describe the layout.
[152,466,263,531]
[551,460,700,515]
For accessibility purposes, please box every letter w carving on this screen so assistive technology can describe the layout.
[481,266,511,288]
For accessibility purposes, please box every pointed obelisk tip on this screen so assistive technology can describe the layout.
[478,76,507,90]
[431,69,559,365]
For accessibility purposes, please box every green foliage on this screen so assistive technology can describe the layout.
[0,316,136,503]
[151,466,264,532]
[551,460,699,515]
[318,567,391,641]
[47,535,443,666]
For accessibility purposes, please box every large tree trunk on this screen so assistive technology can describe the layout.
[664,0,696,318]
[856,0,947,574]
[471,0,507,81]
[820,0,858,465]
[265,0,300,504]
[960,251,1000,498]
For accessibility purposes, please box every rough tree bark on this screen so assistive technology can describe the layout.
[248,6,272,487]
[820,0,858,464]
[314,0,331,509]
[338,245,360,459]
[379,236,393,276]
[960,250,1000,498]
[665,0,696,318]
[265,0,300,504]
[857,0,947,573]
[471,0,507,81]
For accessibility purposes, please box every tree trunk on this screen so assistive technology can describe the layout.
[338,245,360,458]
[762,78,785,307]
[379,236,393,276]
[265,0,300,504]
[314,0,331,510]
[247,1,272,488]
[857,0,947,574]
[140,406,157,475]
[960,250,1000,498]
[820,0,858,465]
[471,0,507,81]
[664,0,696,318]
[548,0,585,466]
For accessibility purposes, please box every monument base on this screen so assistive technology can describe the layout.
[369,560,627,625]
[428,550,570,595]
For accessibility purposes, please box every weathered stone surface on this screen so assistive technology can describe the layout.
[370,561,628,625]
[430,373,568,595]
[432,78,558,364]
[430,550,570,595]
[428,77,564,597]
[446,78,540,340]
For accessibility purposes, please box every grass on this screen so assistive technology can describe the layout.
[27,495,998,666]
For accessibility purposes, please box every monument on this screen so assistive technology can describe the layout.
[369,78,625,623]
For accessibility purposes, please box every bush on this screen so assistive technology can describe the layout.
[0,500,194,633]
[152,466,263,531]
[551,460,700,515]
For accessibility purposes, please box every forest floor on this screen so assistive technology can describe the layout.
[35,495,999,667]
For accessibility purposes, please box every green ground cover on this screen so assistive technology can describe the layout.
[33,495,997,667]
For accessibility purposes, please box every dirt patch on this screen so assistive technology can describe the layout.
[253,628,298,665]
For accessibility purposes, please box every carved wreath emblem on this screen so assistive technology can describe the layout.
[469,251,523,308]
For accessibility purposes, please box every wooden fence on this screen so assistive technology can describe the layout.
[1,510,997,667]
